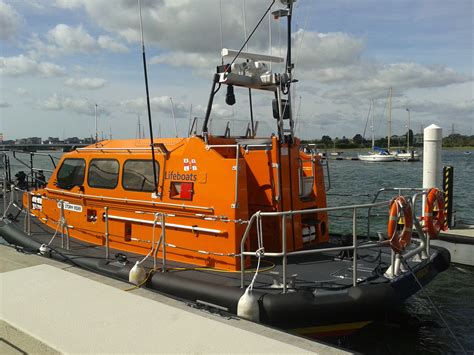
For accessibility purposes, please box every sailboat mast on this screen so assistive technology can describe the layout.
[388,87,392,150]
[370,100,375,150]
[406,108,411,151]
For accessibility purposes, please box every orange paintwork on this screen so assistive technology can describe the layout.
[26,135,328,271]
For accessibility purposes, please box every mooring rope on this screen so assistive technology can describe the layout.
[400,256,467,354]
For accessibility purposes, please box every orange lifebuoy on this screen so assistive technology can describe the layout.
[423,188,447,238]
[387,196,413,253]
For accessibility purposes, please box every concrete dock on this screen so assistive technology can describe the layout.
[0,244,349,354]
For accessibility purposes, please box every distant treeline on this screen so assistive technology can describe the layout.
[442,134,474,147]
[302,132,474,149]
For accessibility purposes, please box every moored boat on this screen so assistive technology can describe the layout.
[358,99,396,162]
[394,149,421,162]
[0,0,450,339]
[358,148,397,162]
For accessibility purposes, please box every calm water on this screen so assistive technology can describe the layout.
[325,150,474,354]
[2,149,473,353]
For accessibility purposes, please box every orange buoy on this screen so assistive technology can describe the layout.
[387,196,413,253]
[423,188,447,239]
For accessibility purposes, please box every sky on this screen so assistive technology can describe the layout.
[0,0,472,141]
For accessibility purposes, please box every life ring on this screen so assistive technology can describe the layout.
[387,196,413,253]
[423,188,447,239]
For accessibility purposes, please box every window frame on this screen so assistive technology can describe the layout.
[87,158,120,190]
[122,159,160,192]
[55,158,86,190]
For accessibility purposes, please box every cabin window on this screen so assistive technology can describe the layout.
[88,159,119,189]
[56,158,86,190]
[122,160,159,192]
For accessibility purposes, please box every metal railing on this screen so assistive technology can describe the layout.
[239,199,421,292]
[367,187,426,238]
[300,143,331,191]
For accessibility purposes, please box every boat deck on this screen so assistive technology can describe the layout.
[2,202,411,295]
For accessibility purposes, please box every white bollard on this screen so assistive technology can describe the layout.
[423,124,442,190]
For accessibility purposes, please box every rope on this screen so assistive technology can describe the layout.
[46,219,62,246]
[246,211,265,291]
[400,256,467,354]
[124,267,159,292]
[139,213,159,264]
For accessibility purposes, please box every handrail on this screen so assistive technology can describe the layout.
[300,143,331,191]
[367,187,425,238]
[76,144,170,156]
[44,187,214,213]
[240,199,395,290]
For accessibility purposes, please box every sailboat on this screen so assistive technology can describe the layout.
[393,108,421,161]
[358,97,396,162]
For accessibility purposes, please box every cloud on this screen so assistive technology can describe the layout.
[47,24,97,53]
[0,0,22,40]
[293,30,365,71]
[150,52,214,69]
[54,0,82,9]
[64,77,107,89]
[28,24,128,57]
[61,0,277,53]
[0,101,11,108]
[97,35,128,52]
[321,63,471,102]
[0,54,66,77]
[15,88,28,96]
[120,96,189,117]
[38,93,109,116]
[404,99,473,118]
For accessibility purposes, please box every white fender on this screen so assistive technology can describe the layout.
[39,244,49,255]
[129,261,147,285]
[237,288,260,322]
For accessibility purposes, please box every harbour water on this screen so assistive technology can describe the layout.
[325,149,474,354]
[1,149,473,353]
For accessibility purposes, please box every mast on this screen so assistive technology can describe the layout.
[370,100,375,150]
[94,104,98,143]
[388,87,392,150]
[169,97,178,138]
[137,0,159,196]
[406,108,411,151]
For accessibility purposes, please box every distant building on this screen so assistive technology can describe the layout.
[44,137,61,144]
[413,133,423,145]
[64,137,80,144]
[15,138,27,145]
[26,137,42,144]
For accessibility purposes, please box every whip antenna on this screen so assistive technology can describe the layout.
[138,0,159,196]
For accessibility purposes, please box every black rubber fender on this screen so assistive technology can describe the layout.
[431,245,451,272]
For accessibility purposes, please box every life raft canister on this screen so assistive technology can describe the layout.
[423,188,447,239]
[387,196,413,253]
